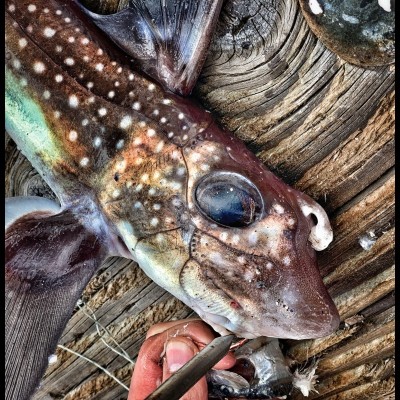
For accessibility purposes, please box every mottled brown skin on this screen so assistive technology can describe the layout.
[5,0,339,398]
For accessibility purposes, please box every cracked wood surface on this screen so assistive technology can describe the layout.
[5,0,394,399]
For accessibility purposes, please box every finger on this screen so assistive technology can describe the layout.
[149,320,236,370]
[162,337,208,400]
[128,335,165,400]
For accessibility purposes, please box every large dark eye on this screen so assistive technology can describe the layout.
[195,172,263,227]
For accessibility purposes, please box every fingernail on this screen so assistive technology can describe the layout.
[166,339,194,373]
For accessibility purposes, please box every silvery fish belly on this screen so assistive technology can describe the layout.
[5,1,340,397]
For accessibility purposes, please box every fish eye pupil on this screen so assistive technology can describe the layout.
[195,173,263,228]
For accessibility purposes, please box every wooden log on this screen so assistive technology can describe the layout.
[5,0,394,398]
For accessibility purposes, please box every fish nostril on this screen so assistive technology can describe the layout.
[298,199,333,251]
[309,213,318,226]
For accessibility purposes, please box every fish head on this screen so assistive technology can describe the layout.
[177,123,340,339]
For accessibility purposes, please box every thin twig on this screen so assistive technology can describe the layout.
[57,344,130,391]
[77,301,134,365]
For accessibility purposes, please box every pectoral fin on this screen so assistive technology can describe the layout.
[79,0,224,95]
[5,197,108,400]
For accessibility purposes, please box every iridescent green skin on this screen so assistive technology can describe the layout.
[5,0,339,340]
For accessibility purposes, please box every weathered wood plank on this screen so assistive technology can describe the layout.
[5,0,395,399]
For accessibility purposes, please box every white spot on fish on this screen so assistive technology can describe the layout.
[98,108,107,117]
[153,204,161,210]
[190,153,201,162]
[64,57,75,66]
[43,27,56,38]
[87,81,94,89]
[81,38,89,45]
[33,61,46,74]
[178,113,184,120]
[64,17,71,23]
[93,137,101,147]
[160,117,167,124]
[116,159,127,171]
[68,36,75,43]
[134,201,142,208]
[148,83,155,91]
[20,78,28,87]
[28,4,37,12]
[119,116,132,129]
[148,188,156,196]
[81,119,89,126]
[231,235,240,245]
[150,217,159,226]
[168,132,174,138]
[55,74,63,83]
[55,45,62,53]
[309,0,323,14]
[69,130,78,141]
[134,138,142,146]
[116,139,124,149]
[282,256,291,266]
[248,231,259,245]
[147,128,156,137]
[210,252,223,264]
[114,81,120,87]
[177,167,186,176]
[132,102,141,111]
[155,141,164,153]
[108,90,115,98]
[8,4,16,12]
[141,174,149,182]
[43,90,51,100]
[112,189,120,198]
[12,59,21,69]
[95,63,104,72]
[97,48,103,56]
[342,13,359,24]
[80,157,89,167]
[18,38,28,48]
[54,111,61,119]
[68,95,79,108]
[219,232,228,241]
[162,99,171,105]
[273,204,285,214]
[170,182,182,190]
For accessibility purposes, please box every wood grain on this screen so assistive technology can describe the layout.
[5,0,394,399]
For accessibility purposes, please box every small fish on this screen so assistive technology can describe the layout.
[5,1,340,399]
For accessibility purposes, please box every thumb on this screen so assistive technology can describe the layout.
[162,337,208,400]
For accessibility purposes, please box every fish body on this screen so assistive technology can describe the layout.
[5,0,340,398]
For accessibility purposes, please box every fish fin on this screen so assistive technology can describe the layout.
[5,197,108,400]
[79,0,224,95]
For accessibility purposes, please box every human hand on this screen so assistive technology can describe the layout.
[128,319,236,400]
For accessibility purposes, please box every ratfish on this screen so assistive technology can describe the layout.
[5,0,340,398]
